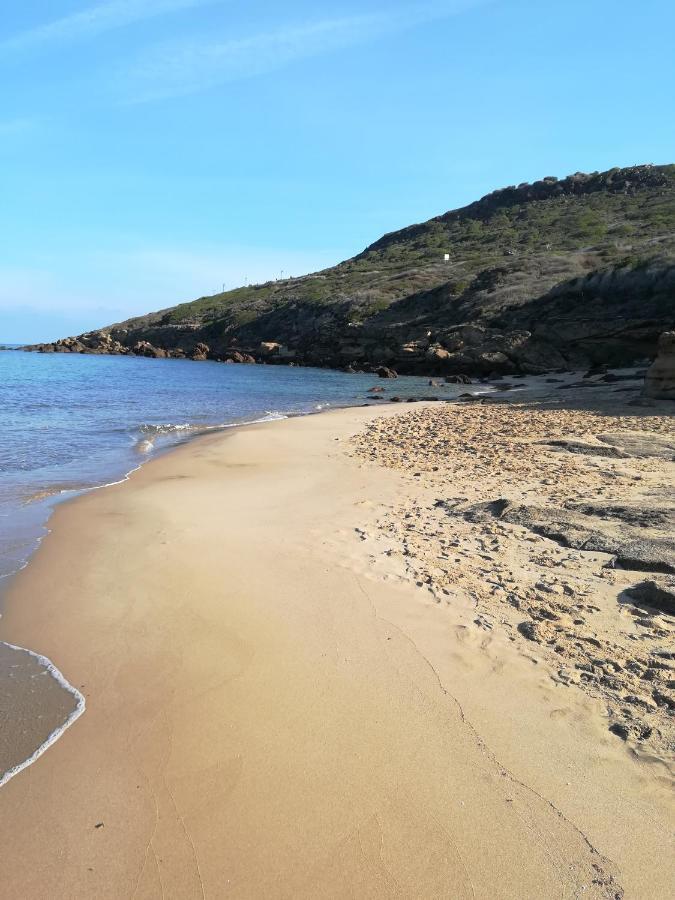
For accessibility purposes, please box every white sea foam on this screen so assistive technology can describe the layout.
[0,642,85,789]
[133,414,288,453]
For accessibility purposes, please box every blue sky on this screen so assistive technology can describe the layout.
[1,0,673,343]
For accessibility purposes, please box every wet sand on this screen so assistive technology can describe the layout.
[0,389,672,898]
[0,642,83,787]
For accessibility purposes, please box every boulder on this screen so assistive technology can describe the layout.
[425,345,450,362]
[445,374,472,384]
[259,341,282,356]
[367,386,385,393]
[133,341,166,358]
[400,341,428,357]
[644,332,675,399]
[54,337,85,353]
[376,366,398,379]
[224,350,256,364]
[625,581,675,616]
[75,331,127,354]
[190,342,210,361]
[474,350,512,370]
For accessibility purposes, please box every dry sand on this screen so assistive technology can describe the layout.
[0,390,672,898]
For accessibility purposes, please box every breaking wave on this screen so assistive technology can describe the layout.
[134,413,288,454]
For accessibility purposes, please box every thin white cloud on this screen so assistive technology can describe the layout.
[120,0,485,103]
[1,0,221,53]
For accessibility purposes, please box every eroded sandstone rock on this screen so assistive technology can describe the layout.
[644,332,675,399]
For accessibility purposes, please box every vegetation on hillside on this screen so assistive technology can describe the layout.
[116,164,674,338]
[31,164,675,374]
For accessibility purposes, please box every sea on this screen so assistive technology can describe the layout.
[0,349,443,583]
[0,347,476,787]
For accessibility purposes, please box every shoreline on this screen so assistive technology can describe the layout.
[0,641,85,789]
[0,410,300,791]
[0,375,541,790]
[0,401,380,794]
[0,389,672,897]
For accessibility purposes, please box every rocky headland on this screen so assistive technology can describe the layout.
[26,164,675,378]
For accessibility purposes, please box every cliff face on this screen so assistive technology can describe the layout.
[27,164,675,375]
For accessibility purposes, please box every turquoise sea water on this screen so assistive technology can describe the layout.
[0,349,441,583]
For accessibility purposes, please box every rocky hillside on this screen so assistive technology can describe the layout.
[28,164,675,375]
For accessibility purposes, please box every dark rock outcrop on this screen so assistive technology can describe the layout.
[460,499,675,574]
[538,439,630,459]
[625,581,675,616]
[594,431,675,459]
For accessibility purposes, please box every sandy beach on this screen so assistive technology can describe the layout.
[0,385,673,898]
